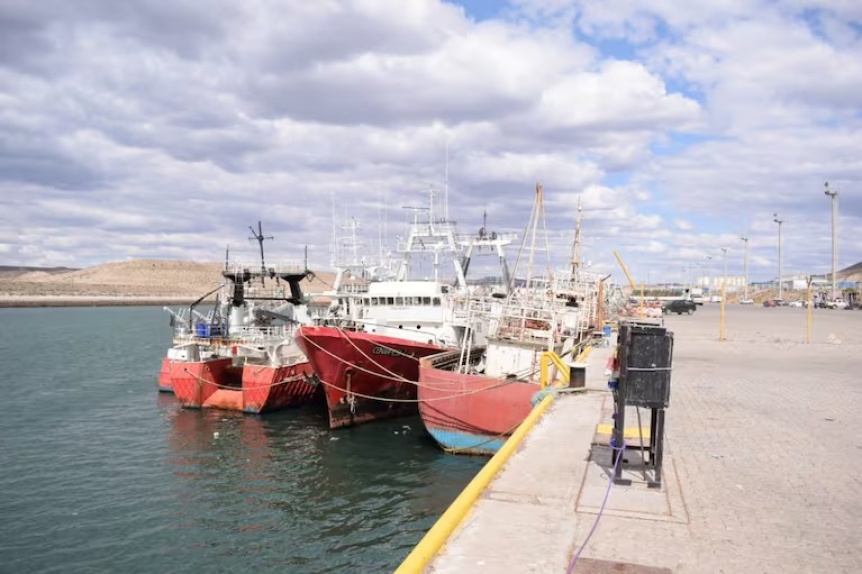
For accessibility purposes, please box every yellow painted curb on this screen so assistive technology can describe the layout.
[596,424,651,440]
[394,345,594,573]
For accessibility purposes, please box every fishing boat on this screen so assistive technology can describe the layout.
[297,187,516,429]
[418,185,600,454]
[159,223,321,413]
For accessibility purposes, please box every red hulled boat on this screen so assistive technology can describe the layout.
[169,353,320,413]
[418,365,539,455]
[296,325,444,428]
[158,221,323,413]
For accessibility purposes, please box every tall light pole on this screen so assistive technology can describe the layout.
[824,182,839,301]
[773,213,784,300]
[740,236,749,301]
[720,247,728,287]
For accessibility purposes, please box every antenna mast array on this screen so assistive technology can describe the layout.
[248,221,274,284]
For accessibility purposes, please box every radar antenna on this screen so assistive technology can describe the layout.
[248,221,273,284]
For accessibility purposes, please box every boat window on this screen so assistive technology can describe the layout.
[387,297,394,305]
[433,297,441,306]
[395,297,404,305]
[422,297,431,305]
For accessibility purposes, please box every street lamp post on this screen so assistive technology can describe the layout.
[773,213,784,300]
[824,182,839,301]
[740,236,749,301]
[721,247,728,287]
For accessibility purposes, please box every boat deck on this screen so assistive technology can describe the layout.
[418,305,861,573]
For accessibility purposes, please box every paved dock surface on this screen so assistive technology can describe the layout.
[426,305,861,573]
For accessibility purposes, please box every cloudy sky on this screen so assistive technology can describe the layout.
[1,0,860,285]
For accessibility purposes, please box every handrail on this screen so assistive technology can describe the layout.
[539,351,571,389]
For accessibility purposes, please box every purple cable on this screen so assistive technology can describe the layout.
[566,440,625,574]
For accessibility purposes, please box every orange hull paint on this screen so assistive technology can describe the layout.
[170,358,320,413]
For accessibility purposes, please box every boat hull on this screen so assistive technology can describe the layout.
[418,366,539,455]
[296,326,444,428]
[158,357,175,392]
[169,358,319,413]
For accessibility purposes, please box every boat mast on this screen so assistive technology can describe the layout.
[570,195,583,277]
[248,221,273,284]
[444,141,450,222]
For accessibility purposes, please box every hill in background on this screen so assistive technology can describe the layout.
[838,261,862,282]
[0,259,335,299]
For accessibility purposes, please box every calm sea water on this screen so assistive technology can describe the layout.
[0,307,484,573]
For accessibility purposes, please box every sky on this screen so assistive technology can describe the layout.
[1,0,860,285]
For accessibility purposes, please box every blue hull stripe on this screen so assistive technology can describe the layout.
[426,427,506,455]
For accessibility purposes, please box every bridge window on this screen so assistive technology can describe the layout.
[387,297,394,305]
[371,297,379,305]
[433,297,441,306]
[395,297,404,305]
[422,297,431,305]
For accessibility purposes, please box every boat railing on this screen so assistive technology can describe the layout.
[224,260,306,276]
[172,323,295,345]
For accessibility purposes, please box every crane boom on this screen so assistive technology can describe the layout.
[613,250,638,290]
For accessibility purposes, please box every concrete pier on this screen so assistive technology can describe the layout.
[421,305,861,573]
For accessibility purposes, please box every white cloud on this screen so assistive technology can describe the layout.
[0,0,859,285]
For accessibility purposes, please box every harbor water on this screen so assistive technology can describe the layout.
[0,307,484,573]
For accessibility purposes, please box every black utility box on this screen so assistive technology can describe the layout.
[618,322,674,408]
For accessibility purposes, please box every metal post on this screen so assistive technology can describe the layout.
[773,214,784,300]
[741,236,749,301]
[825,182,839,301]
[806,276,813,343]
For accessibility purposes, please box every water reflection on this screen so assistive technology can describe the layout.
[157,398,484,572]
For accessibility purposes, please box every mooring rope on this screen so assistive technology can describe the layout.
[296,329,431,386]
[336,326,427,383]
[311,371,525,404]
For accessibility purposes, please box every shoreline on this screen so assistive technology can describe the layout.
[0,295,199,308]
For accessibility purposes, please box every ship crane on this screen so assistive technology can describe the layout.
[613,250,647,312]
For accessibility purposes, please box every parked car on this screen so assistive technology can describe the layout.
[739,299,754,305]
[663,299,697,315]
[825,300,848,309]
[710,295,722,303]
[787,300,804,308]
[763,300,778,307]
